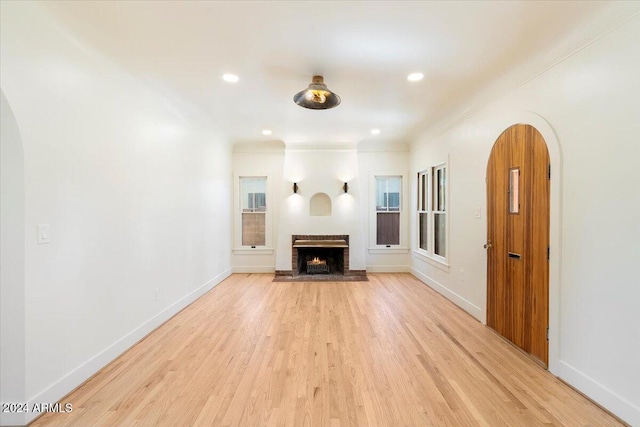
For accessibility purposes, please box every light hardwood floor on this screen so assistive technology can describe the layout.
[32,273,624,426]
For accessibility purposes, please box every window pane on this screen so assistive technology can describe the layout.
[375,177,387,211]
[419,213,428,250]
[387,177,401,211]
[434,213,446,256]
[434,167,446,211]
[387,193,400,211]
[241,177,266,246]
[242,213,265,246]
[253,193,266,211]
[376,213,400,245]
[419,173,426,211]
[376,176,401,212]
[509,168,519,214]
[439,168,446,211]
[241,178,266,212]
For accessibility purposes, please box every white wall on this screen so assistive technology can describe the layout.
[2,1,637,425]
[232,142,284,272]
[358,143,411,272]
[275,145,367,272]
[1,91,27,427]
[0,3,232,425]
[409,15,640,425]
[232,143,413,273]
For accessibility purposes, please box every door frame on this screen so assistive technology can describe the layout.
[485,112,562,375]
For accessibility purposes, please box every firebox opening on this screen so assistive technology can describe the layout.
[297,247,344,276]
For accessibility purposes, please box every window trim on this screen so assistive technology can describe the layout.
[414,160,449,266]
[235,174,273,251]
[369,172,409,252]
[417,169,430,254]
[432,162,447,262]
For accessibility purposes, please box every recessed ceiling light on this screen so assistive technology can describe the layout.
[222,74,239,83]
[262,129,272,135]
[407,72,424,82]
[371,129,381,135]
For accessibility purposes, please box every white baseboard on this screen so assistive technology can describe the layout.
[410,267,483,321]
[366,265,411,273]
[558,360,639,426]
[232,266,275,273]
[22,269,232,426]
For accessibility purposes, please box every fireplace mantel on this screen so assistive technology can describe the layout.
[293,239,348,248]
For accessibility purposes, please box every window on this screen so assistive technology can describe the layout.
[433,164,446,258]
[509,168,520,214]
[417,171,429,251]
[240,177,266,247]
[416,163,447,262]
[375,176,401,245]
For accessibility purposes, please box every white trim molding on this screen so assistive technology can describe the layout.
[411,267,482,320]
[232,248,274,255]
[232,266,276,273]
[368,170,409,251]
[368,247,410,254]
[413,249,450,272]
[366,265,411,273]
[558,361,640,426]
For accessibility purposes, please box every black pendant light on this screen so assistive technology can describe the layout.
[293,75,341,110]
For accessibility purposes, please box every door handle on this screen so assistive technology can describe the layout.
[484,240,493,249]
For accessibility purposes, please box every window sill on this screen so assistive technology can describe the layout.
[413,250,450,272]
[368,247,410,254]
[233,248,274,255]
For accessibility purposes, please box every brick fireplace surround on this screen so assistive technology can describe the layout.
[274,235,367,281]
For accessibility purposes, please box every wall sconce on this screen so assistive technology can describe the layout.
[343,182,348,193]
[293,182,298,194]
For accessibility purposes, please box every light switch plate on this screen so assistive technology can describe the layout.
[474,208,481,219]
[37,224,50,244]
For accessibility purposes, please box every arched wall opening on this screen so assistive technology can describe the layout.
[484,112,563,375]
[0,89,27,426]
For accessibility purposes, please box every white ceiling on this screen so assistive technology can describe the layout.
[39,1,633,147]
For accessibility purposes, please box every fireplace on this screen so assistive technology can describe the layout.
[296,243,345,275]
[274,235,367,281]
[291,235,347,277]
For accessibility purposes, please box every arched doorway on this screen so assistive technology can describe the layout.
[486,124,550,366]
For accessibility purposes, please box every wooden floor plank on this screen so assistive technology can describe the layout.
[31,273,624,426]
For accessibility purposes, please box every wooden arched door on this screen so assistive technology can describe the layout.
[486,124,550,366]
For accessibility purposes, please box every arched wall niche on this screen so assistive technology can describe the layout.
[310,193,332,216]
